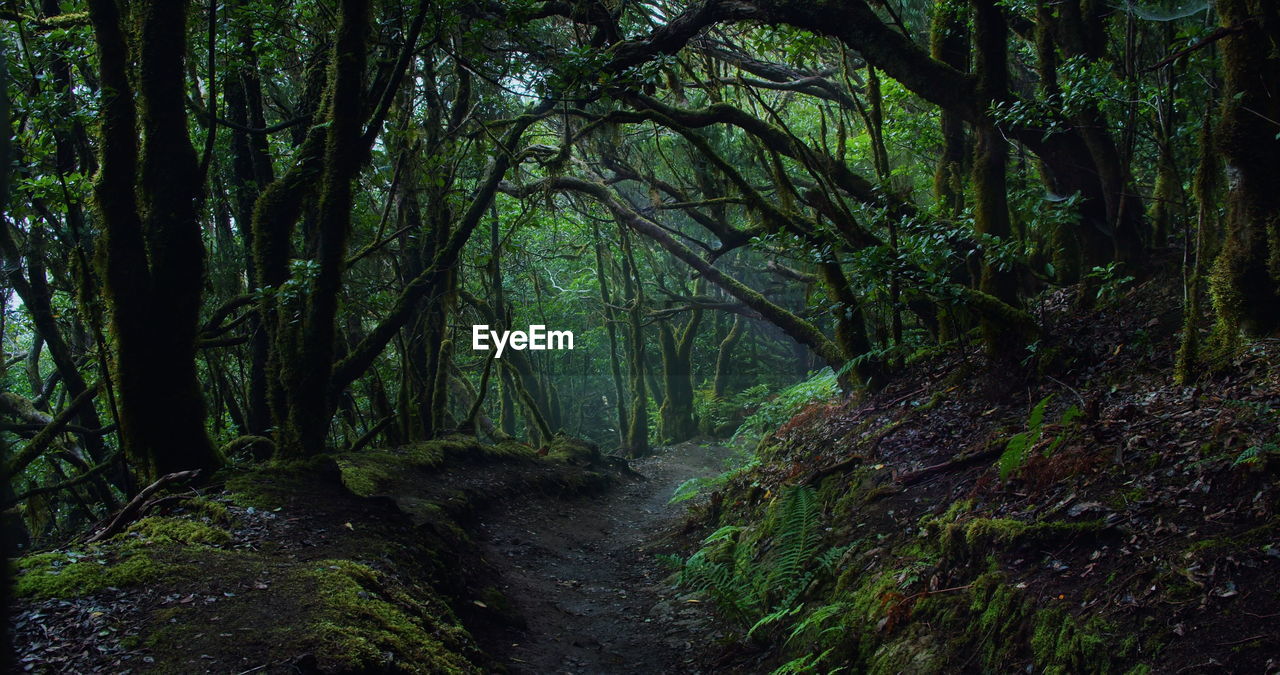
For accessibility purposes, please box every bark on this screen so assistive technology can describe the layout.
[931,1,968,216]
[87,0,219,482]
[620,225,650,457]
[1210,0,1280,337]
[593,223,630,449]
[711,315,745,399]
[971,0,1021,355]
[657,307,701,444]
[274,0,371,456]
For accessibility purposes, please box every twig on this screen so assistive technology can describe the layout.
[901,583,972,603]
[1047,375,1086,410]
[0,449,124,510]
[1145,24,1245,73]
[85,470,201,543]
[1216,635,1267,647]
[897,447,1003,486]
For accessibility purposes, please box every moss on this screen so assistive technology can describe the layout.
[337,453,403,497]
[920,498,974,533]
[867,630,944,674]
[1032,606,1115,674]
[182,497,232,525]
[969,572,1029,666]
[1107,486,1147,510]
[298,559,479,673]
[486,438,538,460]
[1185,516,1279,554]
[124,516,232,547]
[224,456,335,508]
[15,547,180,599]
[546,434,601,465]
[942,517,1104,561]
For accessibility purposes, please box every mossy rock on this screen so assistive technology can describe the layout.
[546,434,601,466]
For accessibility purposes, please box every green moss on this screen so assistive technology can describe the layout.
[546,434,600,465]
[124,516,232,547]
[486,438,539,460]
[970,572,1029,666]
[15,547,180,599]
[1032,607,1115,674]
[942,517,1104,561]
[1186,516,1279,554]
[182,497,232,525]
[299,559,479,673]
[224,456,334,508]
[920,498,973,533]
[1107,486,1147,510]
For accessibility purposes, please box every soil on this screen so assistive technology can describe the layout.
[473,441,735,674]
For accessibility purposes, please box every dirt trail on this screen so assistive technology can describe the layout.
[475,442,735,674]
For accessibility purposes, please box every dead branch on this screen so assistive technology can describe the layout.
[85,470,201,543]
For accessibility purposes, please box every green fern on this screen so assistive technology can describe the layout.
[768,485,822,607]
[670,486,841,630]
[997,395,1082,481]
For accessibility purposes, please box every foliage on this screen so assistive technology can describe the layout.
[1084,263,1136,303]
[667,486,845,633]
[997,394,1082,482]
[670,444,760,504]
[737,369,841,439]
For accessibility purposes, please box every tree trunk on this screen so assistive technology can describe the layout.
[1210,0,1280,337]
[657,308,701,444]
[971,0,1021,355]
[87,0,220,483]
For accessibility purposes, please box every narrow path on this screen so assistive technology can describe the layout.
[475,442,735,674]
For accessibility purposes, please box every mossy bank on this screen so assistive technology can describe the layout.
[11,435,615,673]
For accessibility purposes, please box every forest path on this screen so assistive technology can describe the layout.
[474,442,735,674]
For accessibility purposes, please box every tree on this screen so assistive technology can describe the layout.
[86,0,219,482]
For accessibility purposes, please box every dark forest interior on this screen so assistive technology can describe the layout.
[2,0,1279,672]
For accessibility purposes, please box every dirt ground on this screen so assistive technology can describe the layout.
[474,442,737,674]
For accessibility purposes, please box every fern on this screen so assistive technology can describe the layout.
[997,395,1082,481]
[736,368,840,439]
[768,485,822,607]
[771,648,835,674]
[670,485,841,632]
[669,449,761,504]
[1234,442,1278,467]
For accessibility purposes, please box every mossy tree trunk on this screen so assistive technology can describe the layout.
[970,0,1021,356]
[272,0,372,457]
[711,315,745,399]
[931,0,968,217]
[657,307,701,444]
[224,0,275,436]
[86,0,220,483]
[1210,0,1280,337]
[620,224,650,457]
[593,222,630,450]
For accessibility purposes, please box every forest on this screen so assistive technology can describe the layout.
[1,0,1278,672]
